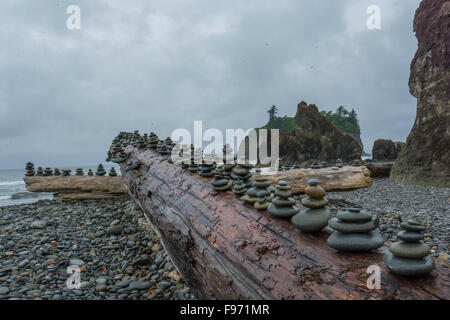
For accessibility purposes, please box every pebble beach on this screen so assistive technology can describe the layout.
[0,177,448,300]
[0,199,196,300]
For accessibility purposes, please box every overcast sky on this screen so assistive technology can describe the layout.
[0,0,421,169]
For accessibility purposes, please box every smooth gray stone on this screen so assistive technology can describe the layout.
[274,189,292,198]
[306,179,319,186]
[385,252,435,276]
[116,279,132,288]
[291,208,331,233]
[400,222,426,232]
[271,197,296,207]
[389,242,430,259]
[278,180,288,186]
[337,209,372,222]
[397,230,424,242]
[301,197,328,209]
[128,281,152,290]
[267,203,299,218]
[327,230,384,251]
[328,215,378,233]
[252,181,270,188]
[69,259,85,266]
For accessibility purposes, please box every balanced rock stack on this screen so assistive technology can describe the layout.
[75,168,84,176]
[62,169,71,176]
[232,179,247,195]
[25,162,35,176]
[109,167,118,176]
[54,168,61,176]
[149,133,159,149]
[95,164,107,176]
[385,220,435,276]
[111,151,128,164]
[198,162,214,178]
[321,161,328,168]
[136,136,147,149]
[230,160,253,186]
[241,175,271,205]
[336,159,343,168]
[43,168,53,176]
[351,159,362,166]
[267,181,299,218]
[210,166,233,191]
[87,169,94,176]
[254,190,271,211]
[327,208,384,251]
[291,179,330,232]
[310,160,321,169]
[105,151,112,162]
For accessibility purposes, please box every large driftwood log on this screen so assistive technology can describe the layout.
[118,147,449,300]
[365,162,394,178]
[24,176,128,200]
[261,166,372,194]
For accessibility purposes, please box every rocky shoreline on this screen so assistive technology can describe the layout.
[0,199,196,300]
[0,177,448,299]
[327,178,449,261]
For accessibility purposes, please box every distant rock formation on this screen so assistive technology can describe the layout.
[372,139,405,161]
[390,0,450,187]
[242,101,362,164]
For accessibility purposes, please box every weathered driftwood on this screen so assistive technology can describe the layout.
[117,147,449,300]
[24,176,128,200]
[365,162,394,178]
[260,166,372,194]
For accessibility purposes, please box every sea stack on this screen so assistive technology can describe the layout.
[267,181,299,218]
[385,220,435,276]
[25,162,35,176]
[291,179,331,232]
[75,168,84,176]
[95,164,107,176]
[327,208,384,251]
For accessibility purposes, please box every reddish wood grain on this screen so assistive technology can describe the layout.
[117,147,449,300]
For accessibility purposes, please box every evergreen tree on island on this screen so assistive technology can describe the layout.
[267,105,278,120]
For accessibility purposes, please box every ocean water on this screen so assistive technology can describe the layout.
[0,165,120,207]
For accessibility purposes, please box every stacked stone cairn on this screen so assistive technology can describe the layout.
[232,179,247,195]
[336,159,343,168]
[43,168,53,176]
[310,160,321,169]
[242,175,271,205]
[384,220,435,276]
[291,179,331,232]
[321,161,328,168]
[75,168,84,176]
[109,167,118,176]
[198,160,214,178]
[267,181,299,218]
[62,169,71,176]
[87,169,94,176]
[327,207,384,251]
[149,132,159,149]
[210,166,233,191]
[230,159,253,187]
[25,162,35,176]
[95,164,107,176]
[351,159,362,166]
[158,141,170,155]
[222,144,235,174]
[54,168,61,176]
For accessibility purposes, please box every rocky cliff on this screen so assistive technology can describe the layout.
[372,139,405,161]
[243,101,362,164]
[390,0,450,187]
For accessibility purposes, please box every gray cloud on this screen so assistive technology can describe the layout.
[0,0,421,169]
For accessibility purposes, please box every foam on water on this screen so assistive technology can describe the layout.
[0,180,25,186]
